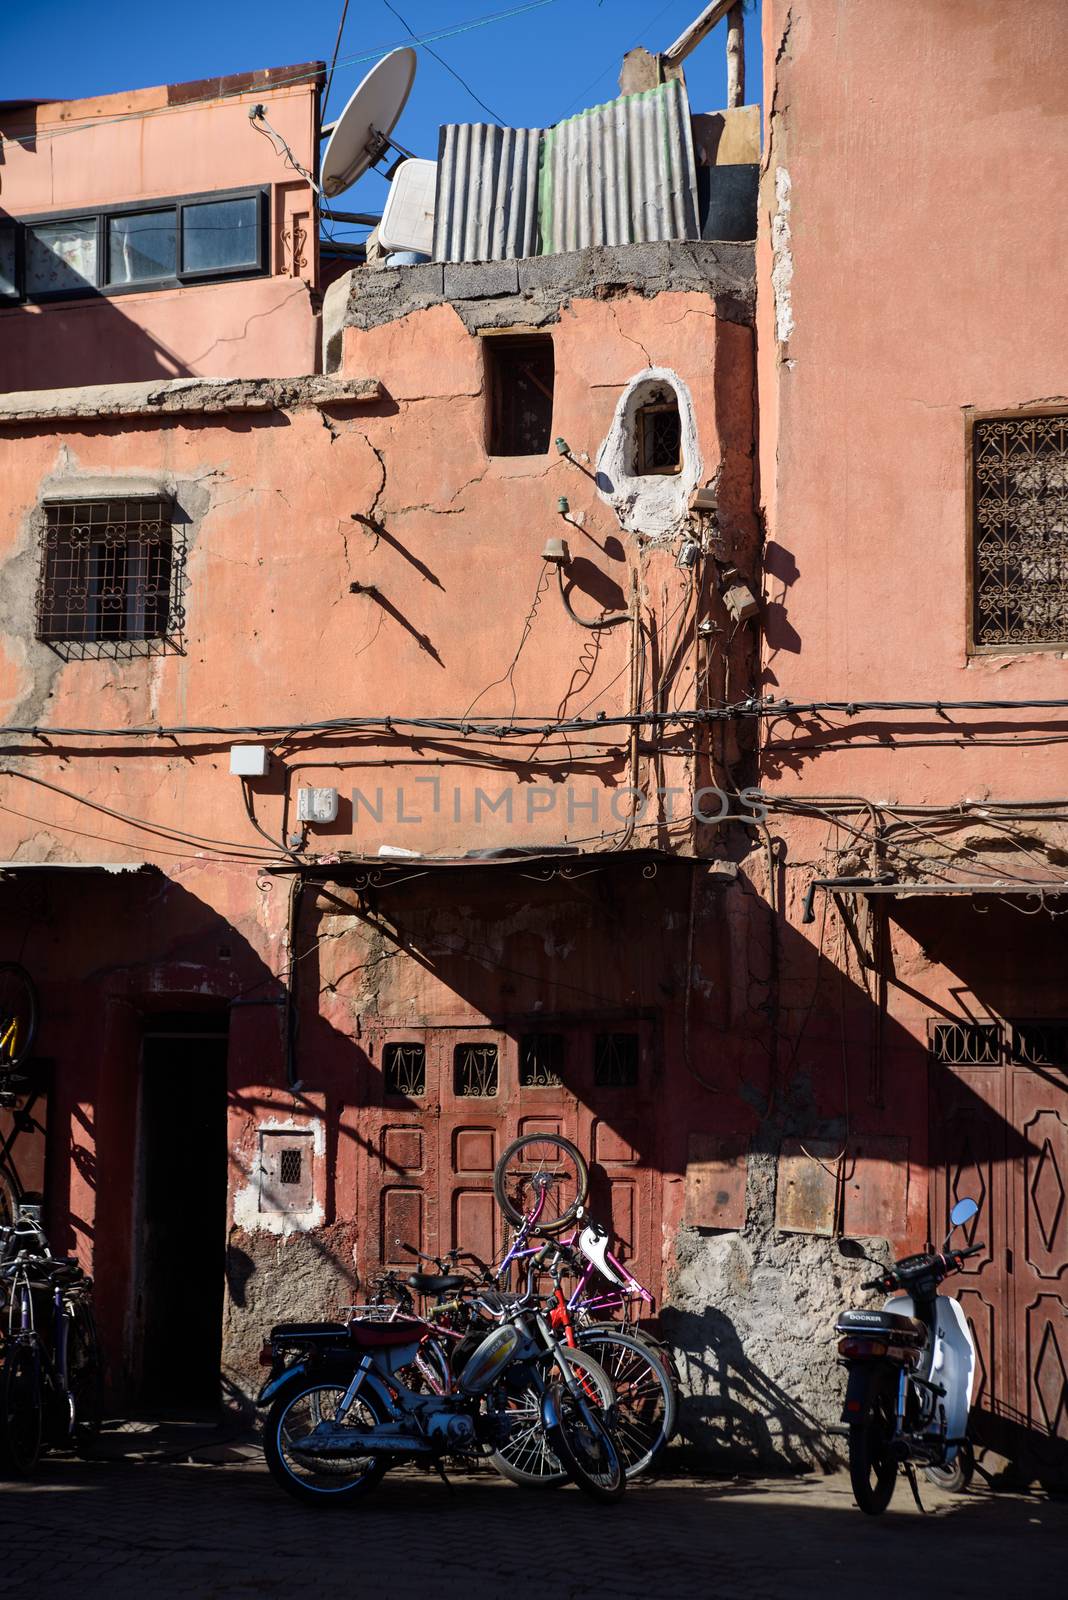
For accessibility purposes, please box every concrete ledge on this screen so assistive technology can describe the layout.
[345,240,756,333]
[0,375,382,426]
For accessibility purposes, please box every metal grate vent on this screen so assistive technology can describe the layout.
[36,498,184,660]
[1009,1021,1068,1070]
[594,1032,639,1087]
[279,1147,302,1186]
[930,1021,1001,1065]
[637,402,682,475]
[384,1042,426,1098]
[519,1034,564,1088]
[971,412,1068,650]
[454,1044,499,1097]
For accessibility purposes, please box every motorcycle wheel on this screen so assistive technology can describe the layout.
[544,1371,625,1503]
[925,1441,974,1494]
[0,1347,43,1477]
[486,1346,613,1488]
[848,1367,899,1515]
[264,1378,390,1507]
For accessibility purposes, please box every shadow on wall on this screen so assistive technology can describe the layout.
[666,1305,839,1473]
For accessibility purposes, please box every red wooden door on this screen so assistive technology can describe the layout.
[1009,1060,1068,1482]
[930,1022,1068,1484]
[356,1019,663,1306]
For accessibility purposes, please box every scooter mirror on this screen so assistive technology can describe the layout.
[950,1196,979,1227]
[837,1238,865,1260]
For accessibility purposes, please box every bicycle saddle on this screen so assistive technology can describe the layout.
[405,1273,467,1295]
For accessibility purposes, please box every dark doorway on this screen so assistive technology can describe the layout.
[138,1013,228,1407]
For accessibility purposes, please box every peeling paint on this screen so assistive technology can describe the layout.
[231,1116,325,1237]
[594,367,703,538]
[770,167,795,346]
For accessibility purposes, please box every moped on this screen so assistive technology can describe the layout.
[256,1249,624,1505]
[835,1196,981,1514]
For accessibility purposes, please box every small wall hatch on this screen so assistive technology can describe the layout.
[259,1129,314,1212]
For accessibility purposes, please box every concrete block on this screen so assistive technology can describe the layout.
[443,259,520,301]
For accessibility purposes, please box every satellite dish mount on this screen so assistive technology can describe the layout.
[320,48,418,199]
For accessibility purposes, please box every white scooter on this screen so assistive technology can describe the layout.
[834,1196,981,1514]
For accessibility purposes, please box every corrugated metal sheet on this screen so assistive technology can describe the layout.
[433,123,540,264]
[539,79,699,255]
[433,80,699,263]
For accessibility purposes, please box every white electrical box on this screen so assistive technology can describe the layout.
[229,745,269,777]
[379,158,437,255]
[297,787,340,824]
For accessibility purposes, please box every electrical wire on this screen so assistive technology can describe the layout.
[460,562,551,723]
[382,1,506,125]
[323,0,353,121]
[0,2,562,153]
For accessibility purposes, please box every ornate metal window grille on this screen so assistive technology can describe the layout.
[279,1148,302,1186]
[1009,1021,1068,1070]
[970,411,1068,650]
[36,498,184,661]
[636,398,682,476]
[519,1034,564,1088]
[594,1032,639,1087]
[930,1021,1001,1066]
[384,1042,426,1098]
[454,1044,498,1097]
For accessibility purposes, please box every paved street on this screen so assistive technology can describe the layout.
[0,1452,1064,1600]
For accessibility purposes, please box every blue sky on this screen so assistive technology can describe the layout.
[1,2,761,220]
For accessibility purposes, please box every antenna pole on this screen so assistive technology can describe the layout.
[726,5,745,107]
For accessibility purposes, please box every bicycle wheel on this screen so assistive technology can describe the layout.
[0,965,38,1072]
[0,1347,43,1477]
[544,1360,625,1503]
[493,1134,588,1235]
[68,1303,103,1453]
[575,1327,676,1477]
[486,1346,612,1488]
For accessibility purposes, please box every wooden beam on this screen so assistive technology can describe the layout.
[726,4,745,107]
[663,0,736,67]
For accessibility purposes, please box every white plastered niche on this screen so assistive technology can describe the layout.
[594,367,702,539]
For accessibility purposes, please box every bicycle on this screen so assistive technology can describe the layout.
[0,964,39,1228]
[0,1204,102,1476]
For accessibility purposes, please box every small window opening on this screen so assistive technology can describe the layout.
[594,1032,639,1087]
[485,335,554,456]
[384,1042,426,1098]
[519,1034,564,1088]
[36,497,184,661]
[635,390,682,476]
[455,1043,499,1097]
[279,1147,303,1186]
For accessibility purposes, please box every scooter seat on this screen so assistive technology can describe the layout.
[837,1308,926,1344]
[348,1318,426,1349]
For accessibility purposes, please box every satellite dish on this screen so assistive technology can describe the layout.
[321,48,417,199]
[379,159,437,256]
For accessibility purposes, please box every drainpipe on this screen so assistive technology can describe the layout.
[284,873,305,1092]
[801,875,895,925]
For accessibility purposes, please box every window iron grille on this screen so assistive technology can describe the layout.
[636,397,682,476]
[930,1021,1001,1066]
[279,1147,302,1186]
[454,1043,499,1097]
[970,411,1068,650]
[36,498,184,661]
[594,1032,639,1087]
[384,1042,426,1098]
[1009,1021,1068,1071]
[519,1033,564,1088]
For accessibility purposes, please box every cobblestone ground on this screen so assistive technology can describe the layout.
[0,1455,1064,1600]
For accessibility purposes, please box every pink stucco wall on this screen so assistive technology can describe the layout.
[0,67,321,390]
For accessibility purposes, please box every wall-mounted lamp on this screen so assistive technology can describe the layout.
[541,537,571,566]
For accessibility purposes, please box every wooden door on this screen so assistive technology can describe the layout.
[930,1020,1068,1484]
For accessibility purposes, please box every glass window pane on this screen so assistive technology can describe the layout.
[0,229,17,299]
[107,210,176,285]
[181,196,259,274]
[25,219,98,295]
